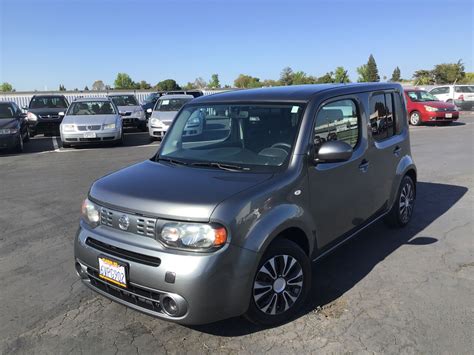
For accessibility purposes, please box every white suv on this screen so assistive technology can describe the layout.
[429,85,474,110]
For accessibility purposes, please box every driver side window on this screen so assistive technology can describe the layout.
[314,99,359,148]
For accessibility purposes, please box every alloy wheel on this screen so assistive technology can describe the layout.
[399,182,414,223]
[410,112,420,125]
[253,254,304,315]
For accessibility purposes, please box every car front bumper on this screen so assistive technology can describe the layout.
[74,222,258,325]
[122,116,146,127]
[422,111,459,122]
[61,130,121,144]
[149,124,169,138]
[0,134,19,149]
[29,120,62,134]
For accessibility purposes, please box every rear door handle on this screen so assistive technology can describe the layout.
[393,145,401,157]
[359,159,369,173]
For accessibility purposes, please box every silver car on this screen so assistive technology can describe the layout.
[148,94,194,140]
[60,98,123,148]
[108,94,147,131]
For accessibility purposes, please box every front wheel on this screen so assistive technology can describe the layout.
[384,175,415,228]
[15,134,24,153]
[409,111,422,126]
[245,239,311,326]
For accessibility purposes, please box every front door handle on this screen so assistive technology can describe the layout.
[393,145,402,157]
[359,159,369,173]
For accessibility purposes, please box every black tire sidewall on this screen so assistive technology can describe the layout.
[245,239,311,326]
[395,175,415,227]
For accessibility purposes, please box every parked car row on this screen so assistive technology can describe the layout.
[429,85,474,111]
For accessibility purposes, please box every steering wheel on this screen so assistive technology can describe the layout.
[271,143,292,152]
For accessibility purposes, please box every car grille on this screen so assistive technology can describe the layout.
[38,114,60,120]
[99,206,157,238]
[77,125,102,131]
[438,107,456,112]
[85,266,165,314]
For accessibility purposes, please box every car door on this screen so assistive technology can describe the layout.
[307,96,376,248]
[365,91,404,212]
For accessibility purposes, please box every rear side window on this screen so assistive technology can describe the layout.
[370,93,396,141]
[314,99,359,148]
[454,86,474,93]
[431,87,449,95]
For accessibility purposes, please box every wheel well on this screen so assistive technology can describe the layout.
[405,169,417,195]
[275,227,310,256]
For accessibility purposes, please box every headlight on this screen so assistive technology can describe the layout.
[103,123,116,130]
[159,223,227,251]
[81,198,100,228]
[27,112,38,121]
[185,117,200,127]
[150,118,161,126]
[0,128,18,135]
[62,124,76,132]
[424,105,438,112]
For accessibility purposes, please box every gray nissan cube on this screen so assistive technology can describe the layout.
[75,83,416,326]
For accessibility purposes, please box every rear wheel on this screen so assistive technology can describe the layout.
[384,175,415,228]
[409,111,422,126]
[245,239,311,326]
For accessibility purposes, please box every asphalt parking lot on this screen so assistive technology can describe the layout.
[1,115,473,354]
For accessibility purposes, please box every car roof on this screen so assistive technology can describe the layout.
[73,97,111,102]
[192,83,402,104]
[32,94,66,98]
[159,94,194,99]
[108,93,137,97]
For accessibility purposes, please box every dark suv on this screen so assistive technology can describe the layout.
[75,83,416,326]
[25,95,69,136]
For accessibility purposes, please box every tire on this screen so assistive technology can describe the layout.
[23,129,30,142]
[62,142,71,148]
[15,134,24,153]
[245,239,311,326]
[409,111,422,126]
[384,175,415,228]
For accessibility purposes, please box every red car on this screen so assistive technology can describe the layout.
[404,89,459,126]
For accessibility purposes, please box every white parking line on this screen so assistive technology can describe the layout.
[52,137,60,151]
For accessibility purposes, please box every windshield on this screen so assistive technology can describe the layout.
[158,103,305,170]
[0,104,15,119]
[30,96,68,109]
[407,91,439,102]
[110,95,138,106]
[154,98,191,112]
[143,93,158,103]
[67,101,116,115]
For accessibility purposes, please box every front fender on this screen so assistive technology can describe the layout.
[389,154,417,207]
[240,203,315,256]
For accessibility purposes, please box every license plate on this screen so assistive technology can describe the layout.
[83,132,96,138]
[445,113,452,118]
[98,257,127,288]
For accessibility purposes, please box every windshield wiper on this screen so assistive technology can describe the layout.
[191,161,250,172]
[156,157,188,166]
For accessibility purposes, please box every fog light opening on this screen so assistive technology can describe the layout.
[75,262,87,279]
[162,296,179,316]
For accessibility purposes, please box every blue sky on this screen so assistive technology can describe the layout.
[1,0,473,91]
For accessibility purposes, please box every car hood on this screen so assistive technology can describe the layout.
[28,108,65,115]
[62,115,118,125]
[0,119,19,129]
[150,111,178,124]
[116,105,141,113]
[89,160,273,221]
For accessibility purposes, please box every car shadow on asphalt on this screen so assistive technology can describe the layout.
[191,181,468,336]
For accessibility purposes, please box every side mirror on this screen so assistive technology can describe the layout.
[22,106,28,110]
[59,112,65,116]
[314,140,353,164]
[146,108,152,113]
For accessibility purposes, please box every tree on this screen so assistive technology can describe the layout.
[84,86,89,91]
[316,72,335,84]
[413,70,435,85]
[357,64,370,82]
[208,74,220,89]
[432,60,465,84]
[114,73,134,89]
[183,82,197,90]
[137,80,151,90]
[92,80,105,91]
[390,67,401,82]
[460,72,474,84]
[234,74,262,88]
[0,82,13,92]
[334,67,350,83]
[155,79,181,91]
[279,67,294,86]
[193,77,207,89]
[366,54,380,82]
[58,84,66,91]
[261,79,281,87]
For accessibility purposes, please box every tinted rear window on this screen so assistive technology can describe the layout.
[30,96,68,109]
